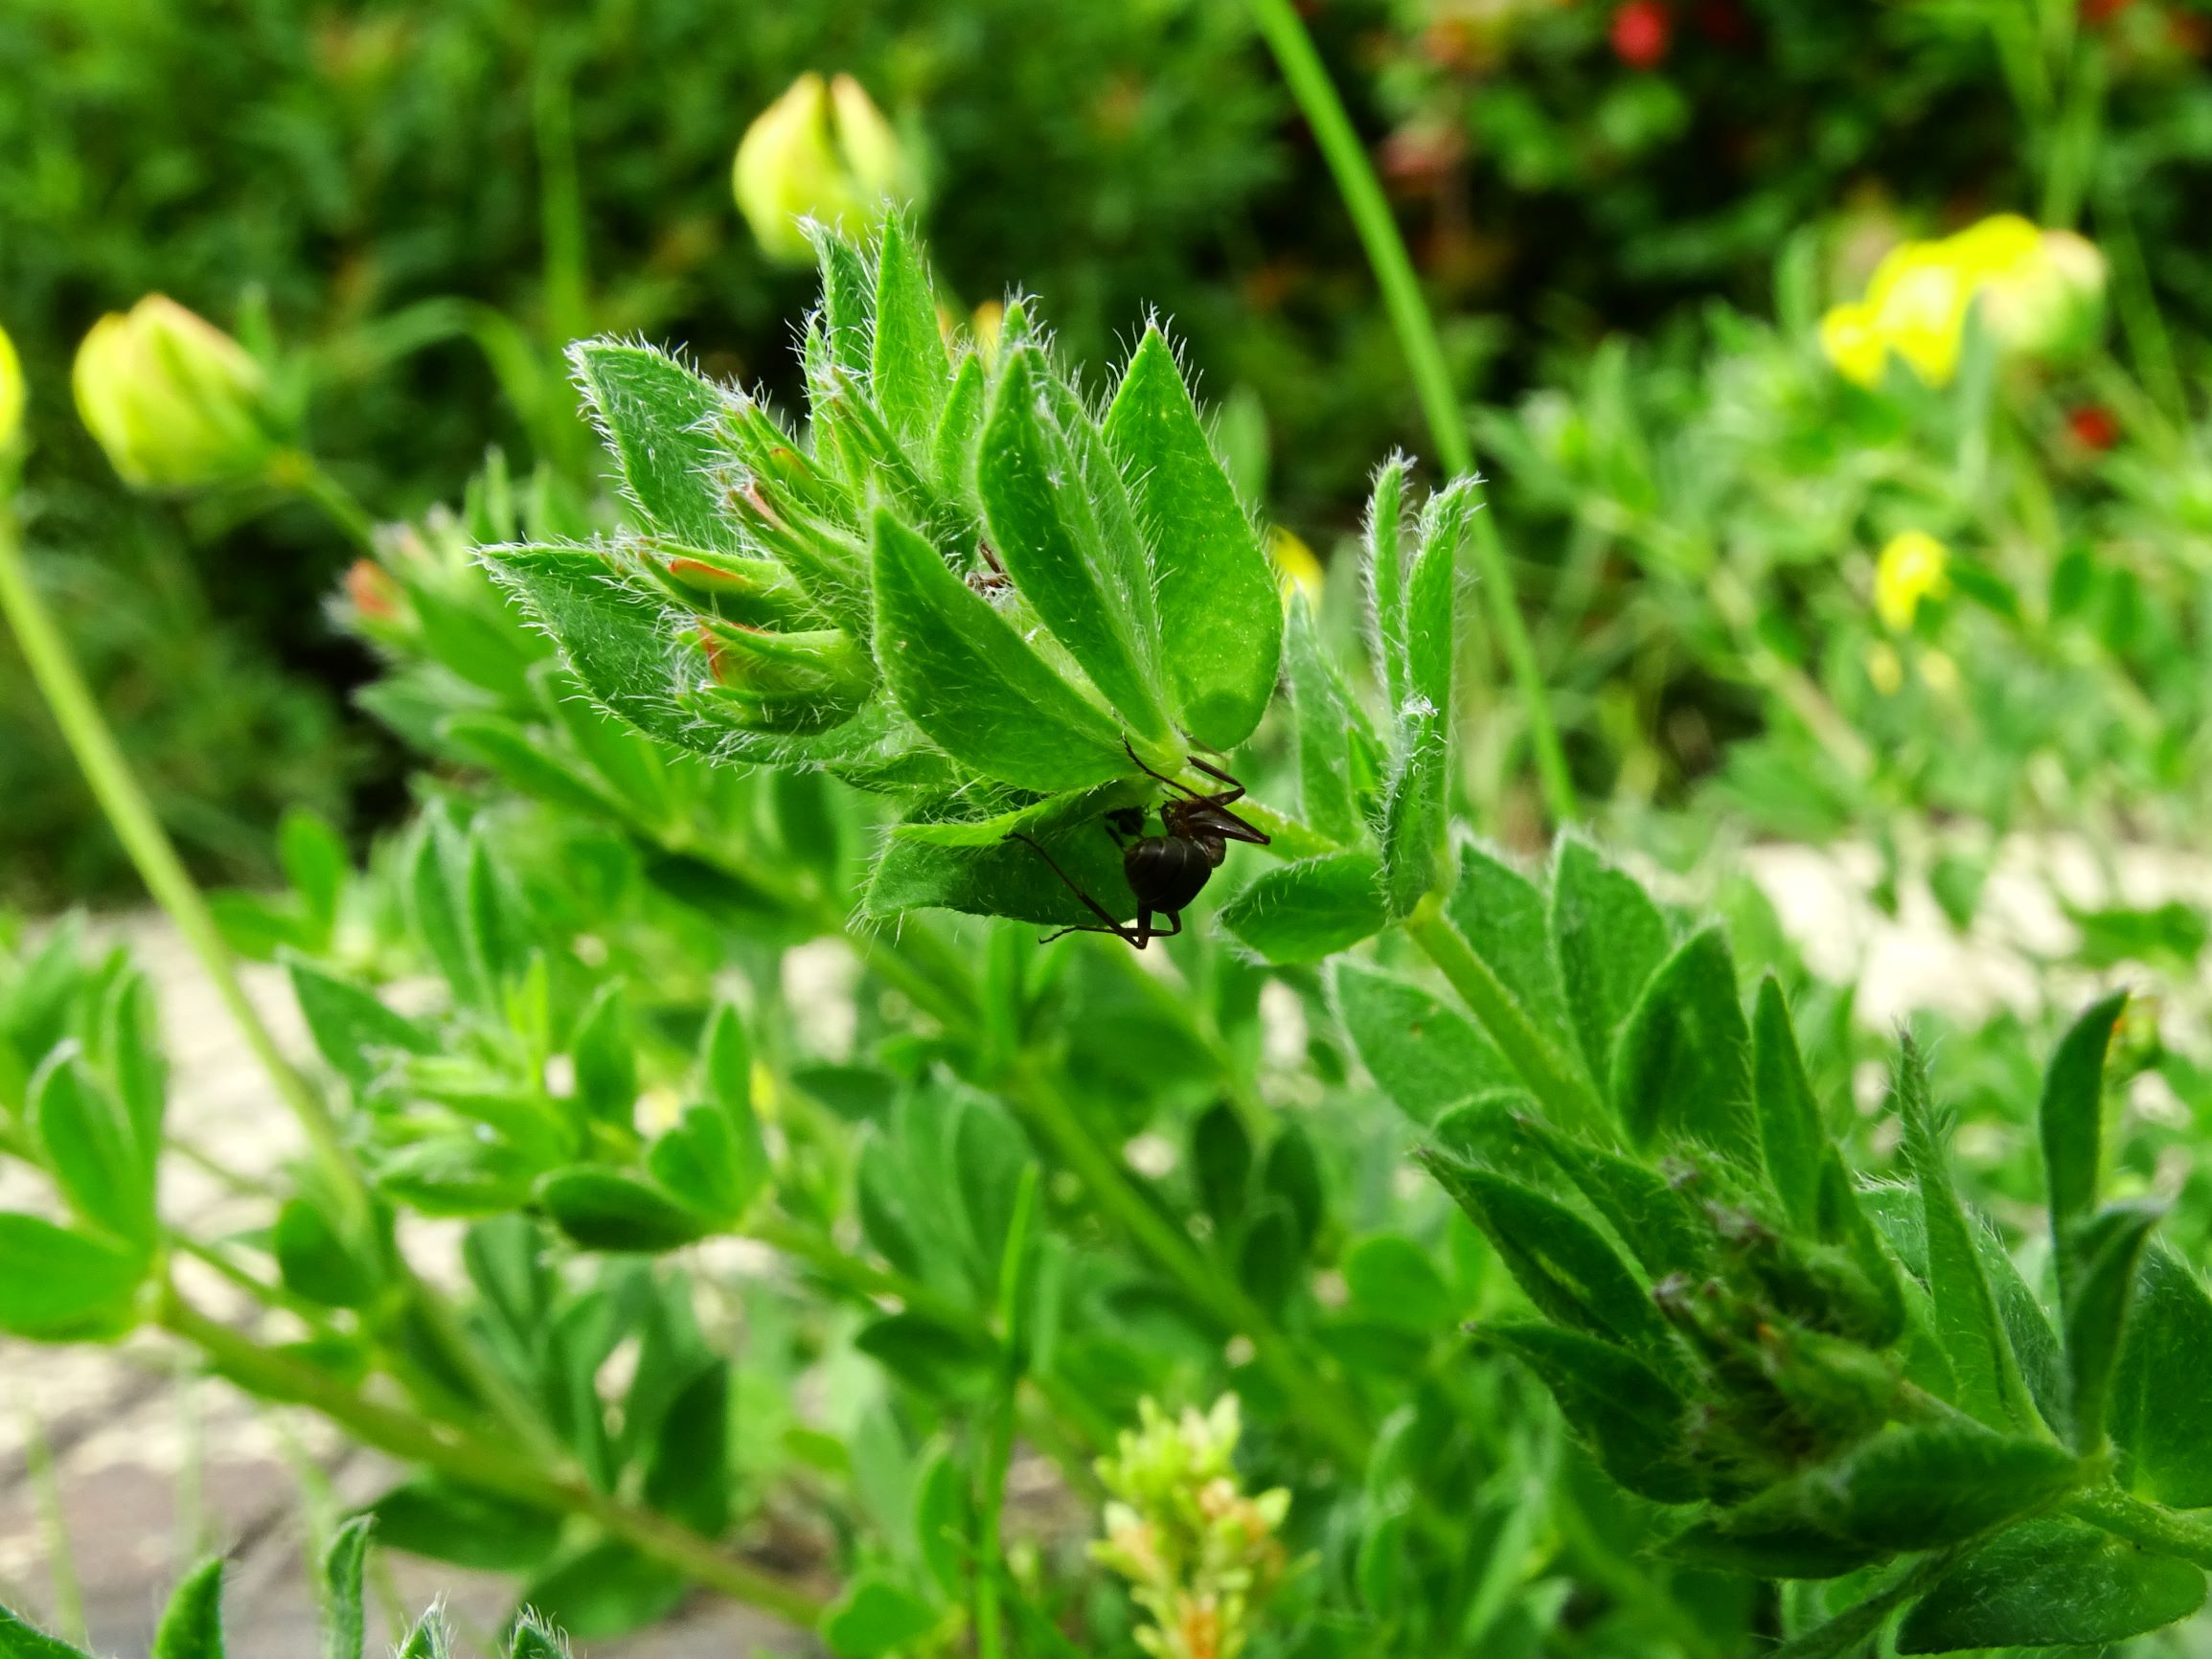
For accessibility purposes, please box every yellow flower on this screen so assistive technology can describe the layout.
[1818,302,1886,389]
[1874,529,1950,631]
[0,322,23,454]
[1864,242,1972,387]
[1820,214,2107,388]
[72,295,279,489]
[733,72,910,264]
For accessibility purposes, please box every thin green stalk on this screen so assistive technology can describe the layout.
[0,505,560,1473]
[268,450,376,553]
[159,1284,829,1627]
[1003,1062,1372,1469]
[2071,1487,2212,1566]
[1242,0,1577,826]
[973,1391,1015,1659]
[0,512,359,1204]
[1403,891,1609,1135]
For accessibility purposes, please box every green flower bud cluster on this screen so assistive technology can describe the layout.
[486,222,1290,931]
[1090,1396,1291,1659]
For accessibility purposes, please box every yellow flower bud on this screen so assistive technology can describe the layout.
[733,72,910,264]
[1874,529,1950,631]
[1817,303,1886,389]
[1266,525,1324,607]
[72,295,280,489]
[0,322,23,454]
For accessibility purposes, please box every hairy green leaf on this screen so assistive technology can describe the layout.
[864,784,1143,928]
[1447,844,1574,1057]
[1549,834,1673,1089]
[365,1477,563,1573]
[1423,1156,1674,1357]
[1220,852,1387,964]
[1482,1323,1696,1503]
[1611,925,1758,1164]
[2112,1245,2212,1507]
[570,341,735,549]
[871,217,949,443]
[871,511,1128,790]
[979,347,1169,739]
[2061,1199,2161,1453]
[150,1558,225,1659]
[1282,599,1360,846]
[30,1046,153,1249]
[2041,992,2127,1240]
[287,960,436,1091]
[821,1573,941,1658]
[1893,1034,2041,1431]
[1102,327,1281,749]
[1897,1517,2204,1652]
[1333,962,1514,1124]
[1753,975,1827,1230]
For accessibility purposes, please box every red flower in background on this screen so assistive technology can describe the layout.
[2082,0,2136,26]
[1612,1,1672,68]
[2067,404,2120,451]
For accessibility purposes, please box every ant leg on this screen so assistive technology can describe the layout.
[1122,737,1211,803]
[1183,755,1248,807]
[1005,831,1144,946]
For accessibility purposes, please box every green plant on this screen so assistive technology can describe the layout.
[14,214,2212,1659]
[0,1518,559,1659]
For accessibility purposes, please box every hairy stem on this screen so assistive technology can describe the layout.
[1242,0,1577,826]
[158,1284,829,1627]
[1404,891,1609,1135]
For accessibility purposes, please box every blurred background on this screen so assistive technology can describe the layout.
[2,0,2203,903]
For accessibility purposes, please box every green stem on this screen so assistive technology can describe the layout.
[1242,0,1577,826]
[973,1389,1015,1659]
[1003,1062,1372,1469]
[1403,891,1609,1136]
[270,450,377,552]
[0,511,361,1207]
[0,504,558,1475]
[159,1284,829,1627]
[2071,1487,2212,1566]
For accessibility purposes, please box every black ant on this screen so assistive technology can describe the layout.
[1006,740,1269,948]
